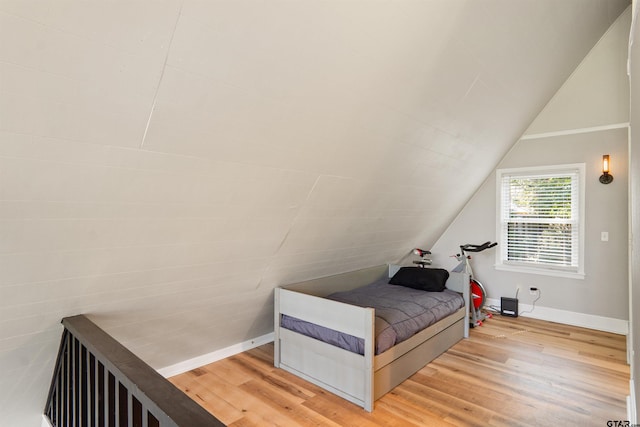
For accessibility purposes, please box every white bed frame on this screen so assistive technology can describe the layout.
[273,264,470,412]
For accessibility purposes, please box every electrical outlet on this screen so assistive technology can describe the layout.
[529,287,538,295]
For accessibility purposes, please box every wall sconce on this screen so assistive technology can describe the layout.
[599,154,613,184]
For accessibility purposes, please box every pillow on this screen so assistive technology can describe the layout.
[389,267,449,292]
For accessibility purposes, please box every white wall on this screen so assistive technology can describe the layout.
[628,0,639,421]
[526,5,631,134]
[432,7,632,329]
[0,1,630,425]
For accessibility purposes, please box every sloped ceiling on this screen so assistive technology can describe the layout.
[0,0,630,425]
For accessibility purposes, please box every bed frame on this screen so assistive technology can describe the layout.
[273,264,470,412]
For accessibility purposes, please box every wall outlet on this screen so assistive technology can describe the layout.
[529,287,538,295]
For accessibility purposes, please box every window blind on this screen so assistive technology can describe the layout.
[500,170,579,270]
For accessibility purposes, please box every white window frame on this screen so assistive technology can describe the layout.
[495,163,585,279]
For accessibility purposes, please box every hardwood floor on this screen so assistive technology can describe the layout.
[169,316,629,426]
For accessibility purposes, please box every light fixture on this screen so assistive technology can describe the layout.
[599,154,613,184]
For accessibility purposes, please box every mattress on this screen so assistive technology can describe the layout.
[280,278,465,355]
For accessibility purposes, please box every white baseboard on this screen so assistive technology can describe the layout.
[629,379,637,424]
[157,332,274,378]
[485,298,629,335]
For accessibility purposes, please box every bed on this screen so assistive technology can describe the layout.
[273,264,470,412]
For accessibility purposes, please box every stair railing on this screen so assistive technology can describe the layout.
[44,315,224,427]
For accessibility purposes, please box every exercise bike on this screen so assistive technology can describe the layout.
[411,248,432,267]
[452,241,497,328]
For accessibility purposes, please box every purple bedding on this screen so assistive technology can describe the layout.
[280,278,464,355]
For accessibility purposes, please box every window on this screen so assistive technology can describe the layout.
[496,164,585,279]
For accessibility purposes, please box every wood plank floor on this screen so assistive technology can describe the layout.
[169,316,629,426]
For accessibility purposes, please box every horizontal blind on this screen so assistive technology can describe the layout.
[500,170,579,269]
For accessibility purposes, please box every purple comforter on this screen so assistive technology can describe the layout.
[280,278,464,355]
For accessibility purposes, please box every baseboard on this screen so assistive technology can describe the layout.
[629,379,637,424]
[157,332,274,378]
[486,298,629,335]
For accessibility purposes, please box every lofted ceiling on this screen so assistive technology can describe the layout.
[0,0,630,425]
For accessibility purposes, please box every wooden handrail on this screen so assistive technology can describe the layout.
[44,315,225,427]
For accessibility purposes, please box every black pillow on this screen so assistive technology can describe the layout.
[389,267,449,292]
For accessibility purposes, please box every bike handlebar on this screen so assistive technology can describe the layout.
[460,241,498,253]
[413,248,432,256]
